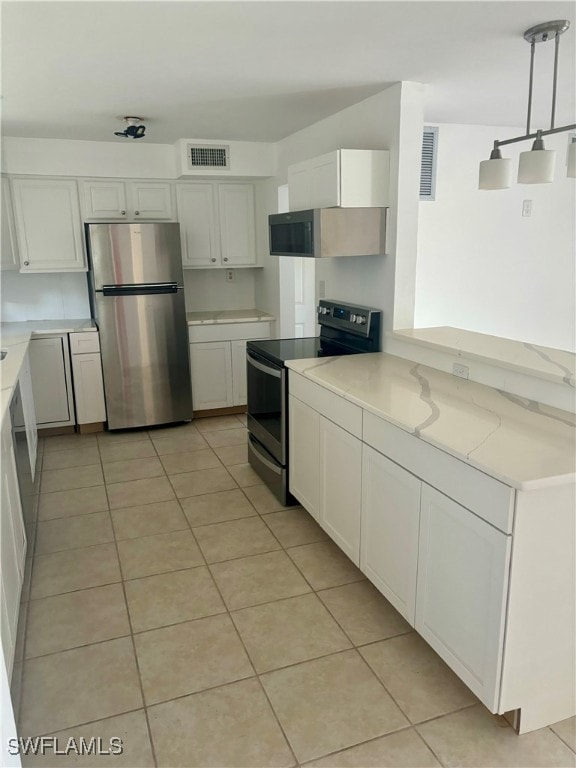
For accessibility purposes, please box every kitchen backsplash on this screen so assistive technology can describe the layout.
[1,268,259,322]
[1,272,91,321]
[182,269,257,312]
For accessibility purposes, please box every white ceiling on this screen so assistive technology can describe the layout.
[2,1,575,144]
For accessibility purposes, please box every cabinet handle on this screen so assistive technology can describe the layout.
[211,258,217,263]
[223,257,229,262]
[121,210,126,215]
[135,211,140,216]
[23,261,30,266]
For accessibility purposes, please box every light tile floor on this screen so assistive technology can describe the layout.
[11,415,576,768]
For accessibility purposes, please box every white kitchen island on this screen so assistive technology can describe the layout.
[286,351,575,735]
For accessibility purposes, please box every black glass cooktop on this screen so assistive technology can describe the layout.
[247,336,360,366]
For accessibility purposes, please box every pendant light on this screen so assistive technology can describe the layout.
[479,20,576,189]
[479,144,512,189]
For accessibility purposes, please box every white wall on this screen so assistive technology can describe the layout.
[415,123,576,352]
[259,82,425,331]
[183,268,256,312]
[1,271,90,321]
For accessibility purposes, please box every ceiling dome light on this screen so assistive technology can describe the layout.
[479,145,513,189]
[114,116,146,140]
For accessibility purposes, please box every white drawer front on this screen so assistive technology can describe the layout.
[70,331,100,354]
[363,411,515,533]
[188,321,271,343]
[289,372,362,438]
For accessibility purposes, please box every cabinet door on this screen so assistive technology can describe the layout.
[130,182,173,220]
[361,445,421,624]
[18,351,38,480]
[189,342,233,410]
[231,339,248,406]
[12,178,86,272]
[288,395,320,520]
[1,177,19,271]
[71,353,106,424]
[0,420,26,679]
[176,184,219,268]
[29,337,71,425]
[218,184,256,266]
[319,417,362,565]
[416,484,511,710]
[310,151,340,208]
[287,164,312,211]
[83,180,128,219]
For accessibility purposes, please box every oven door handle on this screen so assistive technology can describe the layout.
[248,435,282,475]
[246,351,282,379]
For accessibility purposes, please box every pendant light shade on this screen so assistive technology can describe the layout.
[478,20,575,189]
[518,134,556,183]
[567,139,576,178]
[479,148,513,189]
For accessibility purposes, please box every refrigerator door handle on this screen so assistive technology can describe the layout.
[100,283,179,296]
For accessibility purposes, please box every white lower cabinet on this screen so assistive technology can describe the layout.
[289,395,320,520]
[361,446,421,624]
[71,353,106,425]
[17,351,38,478]
[319,416,362,563]
[289,394,361,561]
[231,339,250,406]
[190,341,234,410]
[415,484,511,710]
[0,418,26,680]
[29,337,74,427]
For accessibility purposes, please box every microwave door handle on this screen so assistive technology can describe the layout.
[247,352,282,379]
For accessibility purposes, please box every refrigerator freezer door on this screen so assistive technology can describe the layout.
[95,289,192,429]
[87,223,183,288]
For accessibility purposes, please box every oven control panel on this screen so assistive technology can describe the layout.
[316,300,379,336]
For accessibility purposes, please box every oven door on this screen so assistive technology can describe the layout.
[246,349,286,465]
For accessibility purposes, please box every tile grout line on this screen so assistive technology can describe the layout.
[98,438,160,768]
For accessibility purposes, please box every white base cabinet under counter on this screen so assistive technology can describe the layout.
[188,319,272,412]
[287,368,575,733]
[29,336,75,429]
[69,332,106,427]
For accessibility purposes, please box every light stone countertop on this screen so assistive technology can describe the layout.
[286,352,576,491]
[390,327,576,388]
[0,319,96,425]
[186,309,275,325]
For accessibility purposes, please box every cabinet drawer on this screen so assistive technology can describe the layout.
[363,412,515,533]
[188,321,271,343]
[70,331,100,354]
[289,372,362,438]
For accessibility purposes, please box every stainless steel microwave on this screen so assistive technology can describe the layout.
[268,207,387,258]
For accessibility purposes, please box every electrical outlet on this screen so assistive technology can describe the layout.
[522,200,532,217]
[225,270,234,282]
[319,280,326,298]
[452,363,469,379]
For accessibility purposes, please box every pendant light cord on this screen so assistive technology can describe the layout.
[526,40,535,135]
[551,32,560,129]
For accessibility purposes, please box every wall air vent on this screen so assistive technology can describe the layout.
[187,144,230,170]
[420,127,438,201]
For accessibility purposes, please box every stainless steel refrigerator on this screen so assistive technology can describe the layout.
[86,222,192,430]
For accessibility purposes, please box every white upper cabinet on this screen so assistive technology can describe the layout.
[11,178,86,272]
[82,180,173,220]
[288,149,390,211]
[177,181,257,268]
[177,183,219,268]
[1,177,20,271]
[218,184,256,266]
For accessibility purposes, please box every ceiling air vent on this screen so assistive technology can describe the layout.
[420,127,438,201]
[187,144,230,170]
